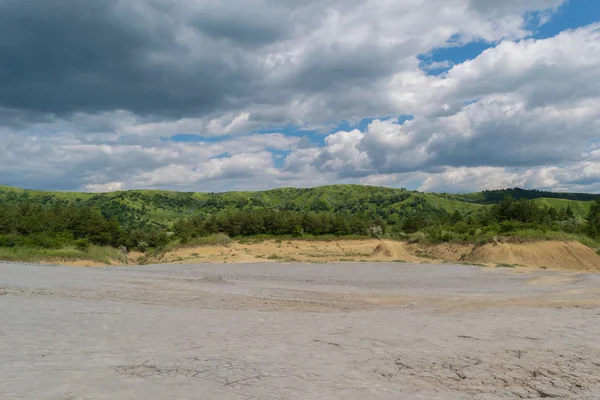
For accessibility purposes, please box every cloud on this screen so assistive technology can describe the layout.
[417,166,560,193]
[0,0,564,118]
[295,23,600,192]
[6,0,600,194]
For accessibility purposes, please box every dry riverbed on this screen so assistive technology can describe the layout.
[1,262,600,399]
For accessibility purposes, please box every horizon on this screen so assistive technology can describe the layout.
[1,1,599,193]
[2,182,600,197]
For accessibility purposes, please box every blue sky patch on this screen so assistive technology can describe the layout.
[419,40,494,76]
[534,0,600,39]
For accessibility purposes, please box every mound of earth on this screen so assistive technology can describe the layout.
[369,241,424,262]
[371,242,396,258]
[464,241,600,271]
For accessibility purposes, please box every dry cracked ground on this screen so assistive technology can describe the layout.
[1,262,600,399]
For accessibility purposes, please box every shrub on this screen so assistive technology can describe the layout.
[136,240,149,252]
[74,239,91,251]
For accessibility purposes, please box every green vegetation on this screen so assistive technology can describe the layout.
[0,245,127,264]
[2,184,600,262]
[496,263,518,268]
[172,210,380,242]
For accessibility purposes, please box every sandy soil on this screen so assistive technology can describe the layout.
[154,239,419,264]
[1,261,600,399]
[465,240,600,271]
[150,239,600,272]
[24,239,600,272]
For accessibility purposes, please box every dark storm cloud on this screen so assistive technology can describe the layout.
[0,0,261,117]
[0,0,415,123]
[0,0,563,122]
[190,5,292,47]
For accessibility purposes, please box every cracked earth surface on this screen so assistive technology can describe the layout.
[1,262,600,399]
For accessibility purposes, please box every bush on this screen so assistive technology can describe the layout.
[136,240,149,252]
[422,227,457,244]
[0,234,21,247]
[408,231,427,244]
[74,239,91,251]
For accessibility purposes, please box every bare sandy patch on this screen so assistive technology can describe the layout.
[155,239,426,265]
[465,241,600,271]
[406,242,473,262]
[32,238,600,273]
[127,251,145,263]
[149,239,600,272]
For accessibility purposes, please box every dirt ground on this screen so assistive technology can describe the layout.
[141,239,600,272]
[152,239,420,264]
[1,261,600,399]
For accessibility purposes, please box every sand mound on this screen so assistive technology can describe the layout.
[465,241,600,271]
[372,242,396,258]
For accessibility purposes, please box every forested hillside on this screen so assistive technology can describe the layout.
[0,184,473,227]
[446,188,600,204]
[4,184,596,228]
[2,184,600,262]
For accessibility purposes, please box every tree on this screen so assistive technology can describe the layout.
[586,199,600,238]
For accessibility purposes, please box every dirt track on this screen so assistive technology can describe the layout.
[2,262,600,399]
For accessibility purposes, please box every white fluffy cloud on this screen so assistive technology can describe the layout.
[3,0,600,193]
[289,22,600,192]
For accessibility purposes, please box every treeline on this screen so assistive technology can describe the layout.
[395,196,586,243]
[173,210,383,242]
[3,196,600,253]
[477,188,600,203]
[0,204,169,251]
[0,204,384,251]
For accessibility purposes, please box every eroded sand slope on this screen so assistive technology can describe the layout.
[146,239,600,272]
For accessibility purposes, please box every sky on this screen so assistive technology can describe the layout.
[1,0,600,193]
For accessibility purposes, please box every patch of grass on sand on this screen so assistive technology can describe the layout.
[267,254,299,262]
[479,230,598,248]
[0,245,127,264]
[183,234,233,247]
[238,234,372,244]
[496,263,518,268]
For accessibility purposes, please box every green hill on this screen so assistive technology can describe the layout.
[445,188,600,204]
[3,184,600,261]
[0,184,594,228]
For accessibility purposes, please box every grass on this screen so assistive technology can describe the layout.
[266,254,299,262]
[238,234,372,243]
[157,234,233,254]
[406,226,599,249]
[532,198,592,220]
[182,234,233,247]
[0,245,127,264]
[476,229,599,248]
[496,263,518,268]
